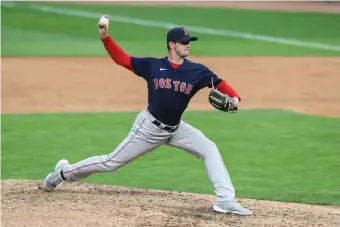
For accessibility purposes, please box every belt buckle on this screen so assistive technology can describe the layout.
[152,120,178,133]
[168,125,178,133]
[167,127,174,133]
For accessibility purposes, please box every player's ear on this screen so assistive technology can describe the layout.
[168,41,175,50]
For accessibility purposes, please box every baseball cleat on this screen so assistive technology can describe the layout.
[43,159,69,192]
[213,201,252,215]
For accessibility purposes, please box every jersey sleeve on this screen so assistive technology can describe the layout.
[101,36,152,80]
[101,35,133,71]
[198,64,241,99]
[130,57,154,80]
[198,65,223,89]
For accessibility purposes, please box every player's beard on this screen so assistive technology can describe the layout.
[175,46,190,58]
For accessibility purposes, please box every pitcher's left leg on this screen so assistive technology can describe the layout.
[166,121,252,215]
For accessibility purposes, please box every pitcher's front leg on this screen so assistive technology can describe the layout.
[166,122,252,215]
[166,122,235,202]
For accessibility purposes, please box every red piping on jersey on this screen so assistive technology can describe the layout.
[64,118,147,176]
[102,35,240,100]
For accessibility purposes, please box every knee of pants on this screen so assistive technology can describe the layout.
[199,140,219,159]
[96,155,127,172]
[104,159,126,172]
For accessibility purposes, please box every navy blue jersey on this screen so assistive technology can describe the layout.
[131,56,222,126]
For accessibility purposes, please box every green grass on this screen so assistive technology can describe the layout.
[1,2,340,56]
[2,110,340,206]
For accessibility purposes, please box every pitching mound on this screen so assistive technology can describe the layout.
[1,180,340,227]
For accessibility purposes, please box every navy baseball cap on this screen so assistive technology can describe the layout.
[167,27,198,43]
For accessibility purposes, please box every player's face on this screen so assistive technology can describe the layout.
[174,41,191,58]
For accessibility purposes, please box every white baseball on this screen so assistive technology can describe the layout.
[233,97,240,106]
[99,16,109,26]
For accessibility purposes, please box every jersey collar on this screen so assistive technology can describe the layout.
[164,57,188,70]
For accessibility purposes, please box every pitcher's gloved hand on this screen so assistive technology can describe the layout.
[228,97,239,113]
[208,88,239,113]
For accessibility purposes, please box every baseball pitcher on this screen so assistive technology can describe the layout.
[43,16,252,215]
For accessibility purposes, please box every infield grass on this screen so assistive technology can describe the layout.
[2,110,340,206]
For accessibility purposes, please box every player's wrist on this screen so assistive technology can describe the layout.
[232,97,240,104]
[100,33,109,40]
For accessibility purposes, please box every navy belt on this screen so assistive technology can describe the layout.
[152,120,179,133]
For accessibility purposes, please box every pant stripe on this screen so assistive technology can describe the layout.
[64,118,147,175]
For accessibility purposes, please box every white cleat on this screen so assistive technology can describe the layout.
[43,159,69,192]
[213,201,252,215]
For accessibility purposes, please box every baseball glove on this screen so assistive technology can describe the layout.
[208,80,238,113]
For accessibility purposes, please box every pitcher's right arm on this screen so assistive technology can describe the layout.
[98,17,153,80]
[101,35,133,71]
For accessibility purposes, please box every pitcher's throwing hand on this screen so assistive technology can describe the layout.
[98,15,109,39]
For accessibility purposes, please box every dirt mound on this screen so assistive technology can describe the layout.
[1,180,340,227]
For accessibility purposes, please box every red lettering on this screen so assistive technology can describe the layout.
[153,79,159,89]
[185,84,193,95]
[155,79,192,94]
[159,78,165,88]
[173,81,180,91]
[165,79,172,89]
[180,82,186,92]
